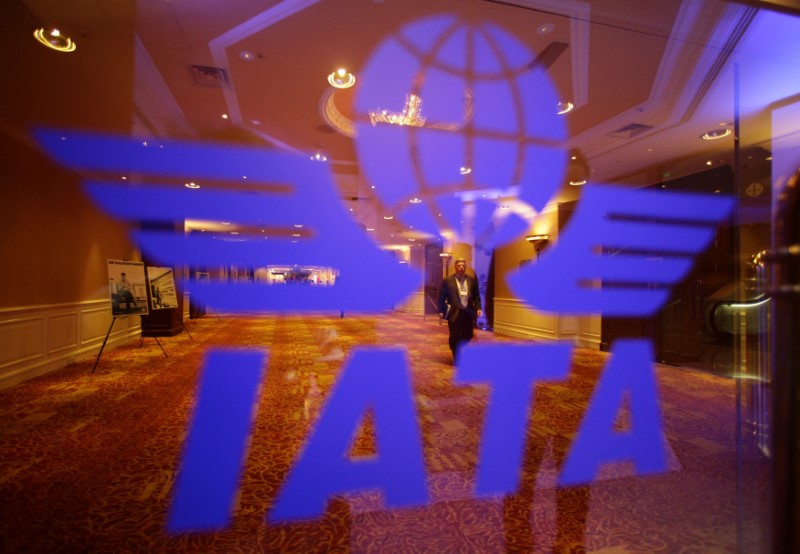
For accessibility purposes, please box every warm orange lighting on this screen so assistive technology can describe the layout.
[328,68,356,89]
[33,27,76,52]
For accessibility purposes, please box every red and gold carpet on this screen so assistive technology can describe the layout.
[0,313,769,552]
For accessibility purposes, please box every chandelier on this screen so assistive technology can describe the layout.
[369,94,426,127]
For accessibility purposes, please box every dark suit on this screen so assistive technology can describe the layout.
[438,273,482,357]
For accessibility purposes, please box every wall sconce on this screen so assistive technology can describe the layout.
[525,234,550,258]
[439,251,452,276]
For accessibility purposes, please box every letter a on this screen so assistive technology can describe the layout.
[268,348,428,522]
[559,339,667,486]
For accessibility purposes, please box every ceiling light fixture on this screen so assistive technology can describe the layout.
[370,94,426,127]
[565,148,590,186]
[537,23,555,35]
[383,215,394,220]
[33,27,76,52]
[309,151,327,162]
[240,51,256,61]
[460,166,471,175]
[328,68,356,89]
[701,128,732,140]
[557,101,574,115]
[409,197,422,204]
[184,182,200,189]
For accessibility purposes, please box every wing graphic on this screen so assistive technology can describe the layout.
[508,184,735,316]
[36,130,420,313]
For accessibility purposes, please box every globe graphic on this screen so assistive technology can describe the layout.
[353,15,567,246]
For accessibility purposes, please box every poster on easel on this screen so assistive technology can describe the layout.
[108,259,149,316]
[146,266,179,310]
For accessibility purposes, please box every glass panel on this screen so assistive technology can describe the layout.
[5,0,800,551]
[737,7,800,551]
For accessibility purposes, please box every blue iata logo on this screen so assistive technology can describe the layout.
[35,13,734,534]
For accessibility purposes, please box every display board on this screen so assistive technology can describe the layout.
[107,259,149,316]
[146,266,179,310]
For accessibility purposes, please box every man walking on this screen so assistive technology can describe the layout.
[438,258,482,361]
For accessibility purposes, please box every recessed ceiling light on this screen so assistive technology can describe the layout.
[569,179,587,186]
[221,114,229,119]
[460,166,471,175]
[366,227,375,231]
[537,23,554,35]
[410,197,422,204]
[294,224,304,228]
[250,119,262,126]
[33,27,76,52]
[706,160,713,166]
[328,68,356,89]
[384,215,394,220]
[701,128,732,140]
[184,182,200,189]
[557,101,574,115]
[121,176,127,180]
[240,51,256,61]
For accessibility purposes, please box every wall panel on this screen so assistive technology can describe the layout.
[0,301,140,390]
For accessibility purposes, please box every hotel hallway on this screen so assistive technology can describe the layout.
[0,312,767,552]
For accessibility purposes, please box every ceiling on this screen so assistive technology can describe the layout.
[11,0,800,250]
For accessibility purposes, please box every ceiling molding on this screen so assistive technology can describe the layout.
[677,4,758,122]
[133,34,195,138]
[485,0,591,108]
[565,1,756,164]
[208,0,321,152]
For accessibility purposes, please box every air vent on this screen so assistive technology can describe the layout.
[191,65,228,87]
[608,123,654,139]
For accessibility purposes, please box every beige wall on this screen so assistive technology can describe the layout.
[0,136,136,308]
[493,204,601,349]
[0,0,141,387]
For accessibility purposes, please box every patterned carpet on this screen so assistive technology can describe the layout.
[0,312,769,552]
